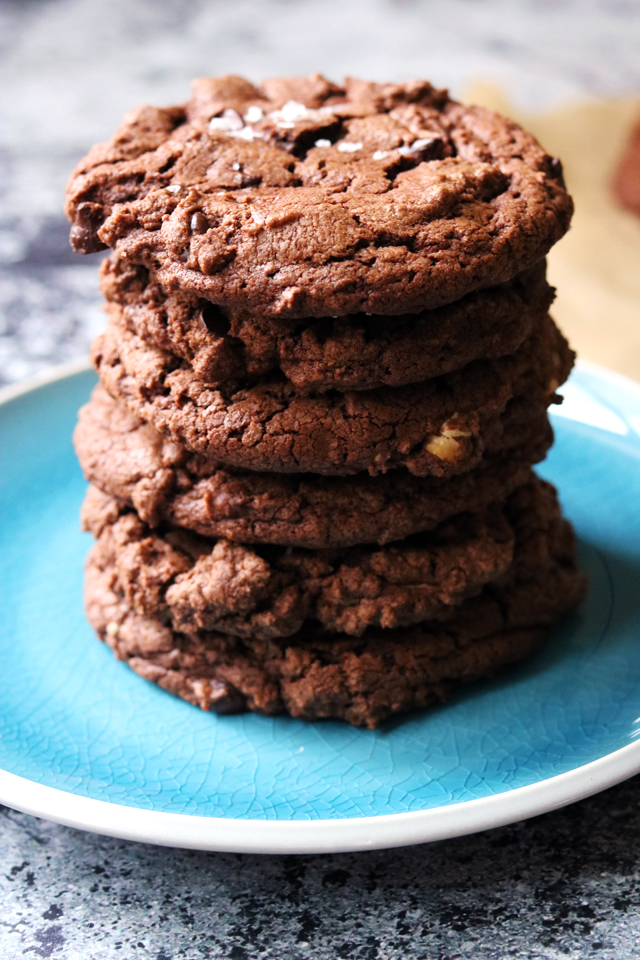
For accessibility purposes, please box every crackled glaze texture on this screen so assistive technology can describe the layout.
[1,366,640,822]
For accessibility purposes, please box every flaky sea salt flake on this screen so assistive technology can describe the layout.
[279,100,311,122]
[209,109,244,132]
[243,105,264,123]
[397,138,437,157]
[338,141,363,153]
[230,126,263,142]
[314,139,331,148]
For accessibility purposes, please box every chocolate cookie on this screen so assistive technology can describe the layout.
[92,309,572,477]
[76,387,553,548]
[101,254,553,391]
[84,478,586,727]
[66,75,572,318]
[84,488,519,640]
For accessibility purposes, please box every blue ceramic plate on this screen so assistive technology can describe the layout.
[1,359,640,853]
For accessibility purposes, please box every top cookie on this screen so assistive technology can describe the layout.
[66,74,572,318]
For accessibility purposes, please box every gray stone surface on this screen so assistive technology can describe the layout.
[2,776,640,959]
[2,1,640,956]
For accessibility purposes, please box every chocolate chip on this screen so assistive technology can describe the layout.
[190,211,209,234]
[209,679,246,714]
[69,202,107,254]
[199,300,230,337]
[549,157,566,189]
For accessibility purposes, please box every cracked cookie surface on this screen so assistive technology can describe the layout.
[83,485,523,641]
[84,477,587,727]
[75,387,553,548]
[66,74,572,319]
[92,308,572,477]
[101,254,553,391]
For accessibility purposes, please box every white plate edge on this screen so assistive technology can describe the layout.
[0,356,92,405]
[1,357,640,853]
[1,741,640,854]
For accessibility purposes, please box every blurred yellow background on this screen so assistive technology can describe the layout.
[468,83,640,382]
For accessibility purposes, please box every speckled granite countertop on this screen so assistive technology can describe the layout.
[2,1,640,957]
[3,780,640,959]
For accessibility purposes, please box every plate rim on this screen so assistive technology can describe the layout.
[1,357,640,854]
[1,741,640,854]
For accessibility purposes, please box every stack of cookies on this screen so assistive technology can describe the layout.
[66,75,586,728]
